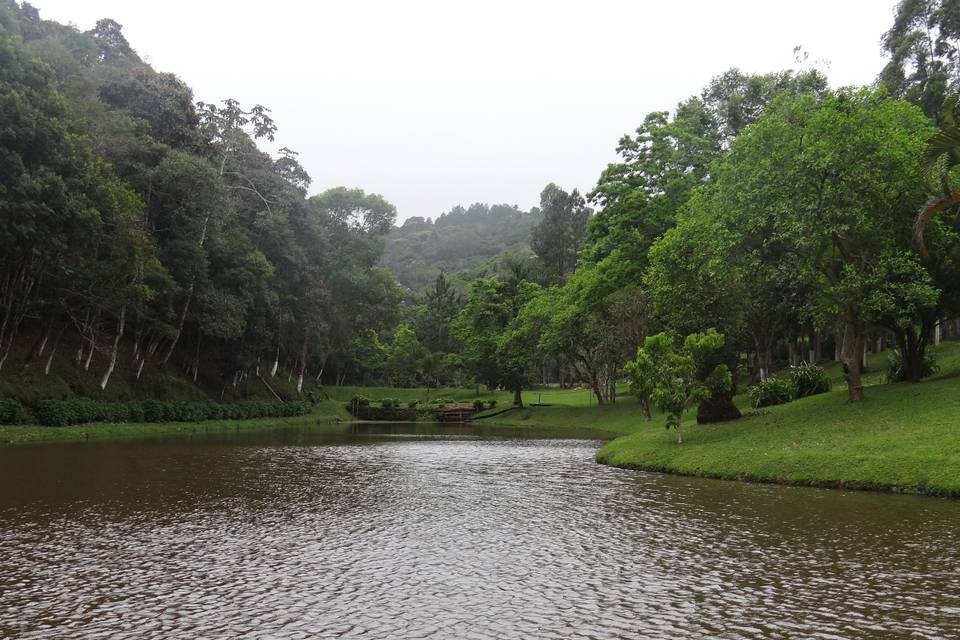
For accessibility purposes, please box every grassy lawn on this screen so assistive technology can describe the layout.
[489,341,960,496]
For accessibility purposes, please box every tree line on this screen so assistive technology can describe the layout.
[0,3,401,395]
[2,0,959,413]
[389,0,960,414]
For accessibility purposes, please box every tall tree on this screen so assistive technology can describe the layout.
[881,0,960,121]
[529,183,591,283]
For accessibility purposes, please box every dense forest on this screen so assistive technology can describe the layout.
[1,0,959,421]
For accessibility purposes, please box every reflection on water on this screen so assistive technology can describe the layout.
[0,424,958,639]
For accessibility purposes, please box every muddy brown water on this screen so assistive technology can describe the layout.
[1,423,958,639]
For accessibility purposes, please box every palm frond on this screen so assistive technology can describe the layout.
[915,191,960,256]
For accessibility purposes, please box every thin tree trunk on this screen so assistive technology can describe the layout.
[83,323,97,372]
[161,283,193,368]
[191,333,201,383]
[296,335,308,395]
[839,316,865,402]
[100,305,126,390]
[44,323,67,376]
[513,385,523,408]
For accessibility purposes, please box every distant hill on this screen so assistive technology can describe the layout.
[382,203,542,292]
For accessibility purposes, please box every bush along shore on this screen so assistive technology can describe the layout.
[0,395,358,446]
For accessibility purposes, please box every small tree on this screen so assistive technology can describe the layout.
[627,329,733,444]
[623,347,654,420]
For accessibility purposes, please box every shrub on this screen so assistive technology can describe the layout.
[748,377,795,408]
[886,349,939,382]
[33,399,311,427]
[349,395,370,407]
[472,399,484,411]
[407,400,420,409]
[487,400,497,409]
[380,398,394,409]
[0,399,28,424]
[306,388,327,404]
[790,362,832,398]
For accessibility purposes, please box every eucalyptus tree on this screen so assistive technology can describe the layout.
[529,183,591,283]
[881,0,960,120]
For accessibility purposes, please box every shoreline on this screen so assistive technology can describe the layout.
[0,408,353,446]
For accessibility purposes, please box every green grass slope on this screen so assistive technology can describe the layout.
[597,342,960,496]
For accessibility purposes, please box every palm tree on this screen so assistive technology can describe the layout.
[916,94,960,256]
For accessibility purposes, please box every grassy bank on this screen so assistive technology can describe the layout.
[491,342,960,496]
[0,400,353,446]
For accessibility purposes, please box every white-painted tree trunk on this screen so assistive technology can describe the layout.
[83,332,96,371]
[100,305,126,390]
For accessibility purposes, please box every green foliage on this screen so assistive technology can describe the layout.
[0,399,27,424]
[886,349,939,383]
[33,399,311,427]
[305,388,327,405]
[472,399,484,411]
[487,400,497,409]
[626,330,731,442]
[748,377,796,408]
[529,183,591,283]
[790,363,832,398]
[349,395,371,407]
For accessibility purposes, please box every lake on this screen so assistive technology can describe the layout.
[1,424,958,638]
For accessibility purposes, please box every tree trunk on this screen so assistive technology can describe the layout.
[513,385,523,408]
[296,335,308,395]
[271,339,280,377]
[160,283,193,368]
[191,333,201,383]
[839,316,865,402]
[676,421,683,445]
[44,324,67,376]
[640,398,651,421]
[83,328,97,372]
[100,305,126,390]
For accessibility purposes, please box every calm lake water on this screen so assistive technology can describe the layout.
[1,424,959,639]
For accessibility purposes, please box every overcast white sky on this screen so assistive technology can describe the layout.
[30,0,898,221]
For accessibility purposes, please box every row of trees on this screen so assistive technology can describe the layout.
[399,0,960,412]
[0,3,402,395]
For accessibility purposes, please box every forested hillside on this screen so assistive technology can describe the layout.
[382,203,541,291]
[0,2,401,401]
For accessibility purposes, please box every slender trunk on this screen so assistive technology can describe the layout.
[640,398,651,421]
[676,422,683,445]
[271,343,280,377]
[21,322,52,373]
[513,385,523,408]
[136,358,145,381]
[191,333,201,383]
[83,327,97,372]
[161,283,194,368]
[44,324,67,376]
[296,335,308,395]
[839,315,865,402]
[100,305,127,390]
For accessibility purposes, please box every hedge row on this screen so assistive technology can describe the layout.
[0,399,28,424]
[33,399,313,427]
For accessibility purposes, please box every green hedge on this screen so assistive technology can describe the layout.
[0,399,28,424]
[33,399,312,427]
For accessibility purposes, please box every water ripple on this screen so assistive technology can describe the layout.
[0,435,958,638]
